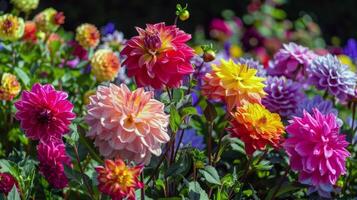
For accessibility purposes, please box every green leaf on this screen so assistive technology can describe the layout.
[188,181,209,200]
[76,60,89,69]
[64,165,83,185]
[65,124,79,146]
[264,182,301,200]
[169,105,181,133]
[172,89,184,103]
[199,165,221,185]
[14,67,30,86]
[7,186,20,200]
[165,153,191,178]
[0,160,19,178]
[180,107,198,119]
[254,160,273,171]
[48,40,62,54]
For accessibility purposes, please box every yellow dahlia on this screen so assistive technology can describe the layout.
[96,159,143,200]
[202,59,266,110]
[228,103,285,155]
[34,8,65,32]
[91,49,121,82]
[11,0,39,13]
[0,73,21,101]
[0,14,24,41]
[75,23,100,49]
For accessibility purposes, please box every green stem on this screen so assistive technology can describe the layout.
[351,102,356,131]
[73,145,96,200]
[207,121,213,165]
[235,156,252,200]
[141,172,145,200]
[174,16,178,26]
[212,130,224,166]
[270,168,290,200]
[173,129,185,161]
[323,89,329,99]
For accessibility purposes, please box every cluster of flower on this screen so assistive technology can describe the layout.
[0,0,356,199]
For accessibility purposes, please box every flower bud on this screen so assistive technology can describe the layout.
[179,10,190,21]
[202,49,216,62]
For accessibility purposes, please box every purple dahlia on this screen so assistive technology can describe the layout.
[262,76,305,118]
[267,42,315,80]
[294,95,337,118]
[307,54,357,101]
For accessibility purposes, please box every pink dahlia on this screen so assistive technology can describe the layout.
[121,22,195,89]
[37,139,71,189]
[283,109,350,198]
[209,18,233,41]
[15,83,76,140]
[85,84,169,164]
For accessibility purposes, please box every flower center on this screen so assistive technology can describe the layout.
[90,31,98,41]
[257,116,267,125]
[143,31,162,52]
[111,168,132,187]
[37,108,54,124]
[3,19,13,33]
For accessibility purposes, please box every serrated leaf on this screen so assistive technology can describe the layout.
[7,186,20,200]
[188,181,209,200]
[199,165,221,185]
[14,67,30,86]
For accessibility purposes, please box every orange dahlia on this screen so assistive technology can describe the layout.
[90,49,121,82]
[75,23,100,49]
[96,159,143,200]
[23,21,37,42]
[228,103,284,155]
[202,59,266,111]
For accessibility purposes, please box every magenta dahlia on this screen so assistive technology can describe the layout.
[15,83,76,140]
[121,22,195,89]
[283,109,350,198]
[0,173,18,195]
[37,139,71,189]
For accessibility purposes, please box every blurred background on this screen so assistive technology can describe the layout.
[0,0,356,44]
